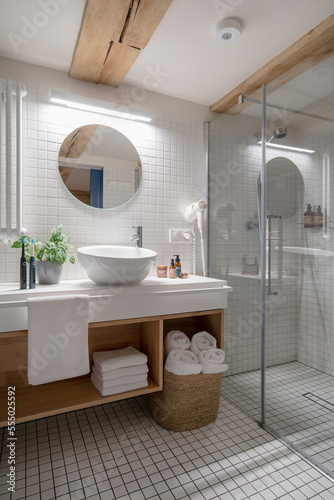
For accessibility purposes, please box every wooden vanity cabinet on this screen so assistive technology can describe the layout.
[0,309,224,426]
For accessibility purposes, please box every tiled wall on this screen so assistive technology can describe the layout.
[209,115,334,376]
[0,83,207,282]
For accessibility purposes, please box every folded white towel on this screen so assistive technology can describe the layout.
[190,331,217,355]
[91,372,148,396]
[198,349,229,374]
[93,346,147,372]
[91,370,147,388]
[164,349,202,376]
[92,364,148,382]
[165,330,191,356]
[27,295,90,385]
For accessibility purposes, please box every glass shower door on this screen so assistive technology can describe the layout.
[208,64,334,478]
[262,58,334,479]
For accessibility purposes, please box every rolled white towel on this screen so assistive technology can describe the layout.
[165,330,191,356]
[190,331,217,356]
[164,349,202,376]
[198,348,228,374]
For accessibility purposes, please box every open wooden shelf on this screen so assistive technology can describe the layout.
[0,376,160,426]
[0,309,224,426]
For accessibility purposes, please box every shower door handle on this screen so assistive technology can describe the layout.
[267,215,281,295]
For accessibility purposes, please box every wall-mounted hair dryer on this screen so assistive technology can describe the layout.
[185,199,207,238]
[185,199,207,276]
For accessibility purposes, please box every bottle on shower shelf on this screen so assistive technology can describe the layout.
[314,205,323,228]
[241,254,248,274]
[304,203,314,228]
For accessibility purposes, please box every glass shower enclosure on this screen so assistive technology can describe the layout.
[208,55,334,480]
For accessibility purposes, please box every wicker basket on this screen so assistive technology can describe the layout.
[148,369,222,431]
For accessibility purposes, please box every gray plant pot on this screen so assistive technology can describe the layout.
[36,261,63,285]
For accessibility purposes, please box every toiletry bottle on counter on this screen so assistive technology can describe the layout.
[314,205,323,228]
[20,238,27,289]
[169,258,176,278]
[29,238,36,289]
[157,265,167,278]
[304,204,314,228]
[174,255,181,277]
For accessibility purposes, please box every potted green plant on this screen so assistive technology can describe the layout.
[12,225,75,284]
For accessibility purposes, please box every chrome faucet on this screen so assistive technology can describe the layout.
[130,226,142,248]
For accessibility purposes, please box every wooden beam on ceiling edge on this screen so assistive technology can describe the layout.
[69,0,131,83]
[210,14,334,115]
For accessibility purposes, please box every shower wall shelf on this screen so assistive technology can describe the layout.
[229,273,299,283]
[280,246,334,257]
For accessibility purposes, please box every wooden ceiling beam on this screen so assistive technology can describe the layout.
[97,42,140,88]
[69,0,131,83]
[121,0,174,49]
[70,0,173,88]
[211,14,334,115]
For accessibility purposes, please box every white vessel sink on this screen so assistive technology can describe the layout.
[77,245,157,285]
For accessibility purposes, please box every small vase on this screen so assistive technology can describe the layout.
[36,261,63,285]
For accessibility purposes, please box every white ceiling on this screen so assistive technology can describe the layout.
[0,0,334,107]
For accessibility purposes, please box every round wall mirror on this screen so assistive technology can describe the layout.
[258,157,304,219]
[58,124,142,209]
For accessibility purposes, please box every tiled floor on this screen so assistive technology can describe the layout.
[1,388,334,500]
[223,361,334,478]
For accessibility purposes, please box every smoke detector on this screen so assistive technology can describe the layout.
[215,18,241,45]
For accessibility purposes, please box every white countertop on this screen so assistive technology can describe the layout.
[0,276,232,332]
[0,275,229,303]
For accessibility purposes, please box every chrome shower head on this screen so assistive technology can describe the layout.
[254,127,288,143]
[268,127,287,143]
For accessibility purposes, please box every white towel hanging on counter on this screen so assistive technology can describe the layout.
[27,295,90,385]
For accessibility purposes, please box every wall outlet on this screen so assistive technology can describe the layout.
[169,229,192,243]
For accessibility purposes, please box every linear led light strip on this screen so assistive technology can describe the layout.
[50,97,152,122]
[257,141,315,154]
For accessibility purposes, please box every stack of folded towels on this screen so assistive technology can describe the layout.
[164,330,228,375]
[91,346,149,396]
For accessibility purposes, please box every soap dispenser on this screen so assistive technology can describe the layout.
[173,255,181,277]
[169,258,176,278]
[20,238,27,289]
[304,204,314,228]
[314,205,323,228]
[29,239,36,289]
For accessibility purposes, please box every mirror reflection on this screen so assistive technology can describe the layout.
[258,157,304,219]
[58,124,141,209]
